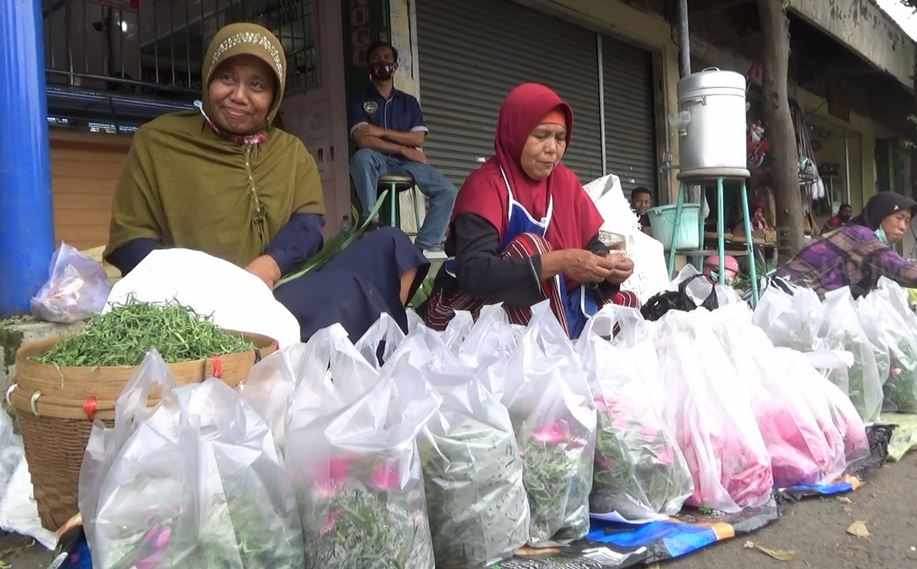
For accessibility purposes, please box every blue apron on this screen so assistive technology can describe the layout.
[446,166,600,338]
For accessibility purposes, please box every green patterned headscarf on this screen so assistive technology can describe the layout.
[201,22,287,128]
[105,23,325,269]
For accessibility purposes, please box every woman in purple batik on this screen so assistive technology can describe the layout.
[776,192,917,298]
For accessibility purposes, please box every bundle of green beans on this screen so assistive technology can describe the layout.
[37,297,255,367]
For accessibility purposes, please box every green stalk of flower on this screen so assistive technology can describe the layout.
[420,419,529,568]
[825,332,878,422]
[194,492,305,569]
[37,296,254,367]
[276,190,390,287]
[591,405,691,519]
[307,488,431,569]
[518,421,591,544]
[884,340,917,412]
[303,454,433,569]
[106,491,304,569]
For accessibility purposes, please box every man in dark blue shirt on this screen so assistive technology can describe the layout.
[349,41,457,253]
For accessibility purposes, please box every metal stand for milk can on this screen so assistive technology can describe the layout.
[670,67,759,305]
[665,168,760,306]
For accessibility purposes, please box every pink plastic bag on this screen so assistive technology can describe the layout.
[712,305,846,488]
[655,309,773,512]
[795,349,869,467]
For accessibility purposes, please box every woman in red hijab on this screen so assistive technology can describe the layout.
[424,83,637,337]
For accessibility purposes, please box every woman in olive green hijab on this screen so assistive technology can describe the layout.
[106,23,429,340]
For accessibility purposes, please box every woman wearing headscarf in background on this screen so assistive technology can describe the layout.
[105,23,428,341]
[423,83,637,338]
[776,192,917,298]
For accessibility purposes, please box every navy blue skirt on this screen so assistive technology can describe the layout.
[273,227,429,341]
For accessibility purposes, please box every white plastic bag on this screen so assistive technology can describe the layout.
[404,323,530,567]
[442,309,474,352]
[456,304,523,399]
[0,412,22,514]
[240,343,311,455]
[243,317,407,458]
[583,174,639,237]
[354,312,407,369]
[583,174,669,303]
[857,293,900,402]
[502,301,596,545]
[285,324,437,569]
[577,306,693,521]
[81,351,304,569]
[79,350,179,540]
[106,248,300,347]
[0,411,57,549]
[752,281,824,352]
[655,309,773,512]
[818,288,883,423]
[712,305,846,487]
[871,280,917,412]
[877,278,917,324]
[30,242,111,323]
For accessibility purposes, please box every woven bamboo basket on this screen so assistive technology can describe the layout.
[8,331,277,531]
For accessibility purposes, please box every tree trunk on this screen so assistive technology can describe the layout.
[911,145,917,200]
[757,0,805,257]
[911,59,917,200]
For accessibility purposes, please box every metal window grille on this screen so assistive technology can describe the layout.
[43,0,319,128]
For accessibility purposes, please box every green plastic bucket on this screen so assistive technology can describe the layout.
[647,204,701,250]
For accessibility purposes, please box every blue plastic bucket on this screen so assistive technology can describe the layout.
[647,204,701,250]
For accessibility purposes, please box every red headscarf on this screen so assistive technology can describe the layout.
[451,83,604,253]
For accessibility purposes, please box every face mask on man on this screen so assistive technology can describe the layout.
[370,62,396,81]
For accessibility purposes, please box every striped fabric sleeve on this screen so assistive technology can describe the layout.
[863,241,917,289]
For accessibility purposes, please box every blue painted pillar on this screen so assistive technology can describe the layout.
[0,0,55,317]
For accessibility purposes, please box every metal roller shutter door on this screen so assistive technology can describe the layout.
[603,37,658,197]
[416,0,603,188]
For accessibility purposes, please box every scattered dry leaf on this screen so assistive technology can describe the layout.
[516,546,559,557]
[847,520,870,539]
[755,544,797,561]
[836,496,853,504]
[56,513,83,538]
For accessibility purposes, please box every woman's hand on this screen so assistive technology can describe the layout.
[246,255,281,289]
[602,254,634,285]
[542,250,611,284]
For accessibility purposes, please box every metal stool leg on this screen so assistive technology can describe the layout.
[387,182,397,227]
[694,183,706,271]
[740,180,760,305]
[716,177,726,285]
[411,186,422,235]
[667,184,686,280]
